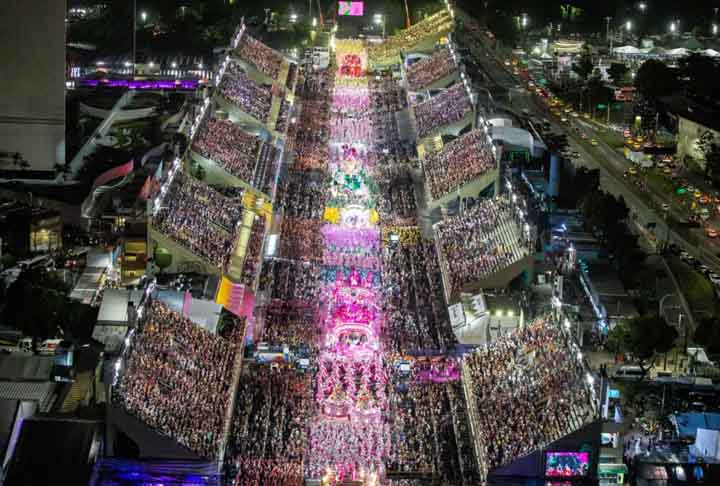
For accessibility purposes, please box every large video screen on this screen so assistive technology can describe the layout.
[338,1,364,16]
[545,452,590,478]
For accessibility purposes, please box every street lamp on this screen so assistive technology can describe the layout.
[626,20,633,32]
[140,10,147,22]
[714,24,718,35]
[521,13,528,29]
[670,20,678,33]
[638,2,647,12]
[290,13,298,24]
[373,13,385,37]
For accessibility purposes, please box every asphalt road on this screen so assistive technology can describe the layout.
[465,35,720,273]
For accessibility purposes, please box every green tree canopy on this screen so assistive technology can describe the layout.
[572,47,594,82]
[634,59,677,101]
[678,54,720,104]
[607,62,630,86]
[607,314,678,375]
[694,317,720,356]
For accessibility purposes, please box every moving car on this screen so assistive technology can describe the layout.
[614,365,645,381]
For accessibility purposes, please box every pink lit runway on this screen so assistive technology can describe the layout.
[306,40,388,484]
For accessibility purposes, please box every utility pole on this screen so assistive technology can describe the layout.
[404,0,411,29]
[132,0,137,78]
[316,0,324,26]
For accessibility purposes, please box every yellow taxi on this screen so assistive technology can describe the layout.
[628,167,638,176]
[695,190,703,199]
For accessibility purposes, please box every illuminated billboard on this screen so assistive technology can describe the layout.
[545,452,590,478]
[338,1,364,16]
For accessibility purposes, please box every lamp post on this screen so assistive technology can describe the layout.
[132,0,137,78]
[373,13,385,38]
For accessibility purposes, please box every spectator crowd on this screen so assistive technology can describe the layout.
[219,61,273,123]
[116,300,243,459]
[192,117,262,185]
[406,46,457,91]
[369,10,453,66]
[434,197,534,294]
[235,33,285,81]
[152,172,243,268]
[228,366,313,464]
[413,83,473,139]
[423,128,496,200]
[464,316,596,471]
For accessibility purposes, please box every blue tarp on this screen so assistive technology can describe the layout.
[672,413,720,438]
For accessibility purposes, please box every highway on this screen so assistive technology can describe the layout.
[465,34,720,273]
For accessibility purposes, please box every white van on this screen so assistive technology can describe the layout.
[613,365,645,381]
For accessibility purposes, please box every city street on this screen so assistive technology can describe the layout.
[467,34,720,273]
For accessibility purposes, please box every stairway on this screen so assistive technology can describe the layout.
[59,371,92,413]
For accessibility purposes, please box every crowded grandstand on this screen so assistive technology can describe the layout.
[112,7,599,486]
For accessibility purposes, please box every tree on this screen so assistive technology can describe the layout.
[1,268,69,343]
[572,47,594,82]
[634,59,677,101]
[696,130,720,181]
[487,13,518,47]
[587,77,613,108]
[559,167,599,209]
[154,247,173,273]
[607,62,629,86]
[607,314,678,376]
[678,54,720,104]
[694,317,720,356]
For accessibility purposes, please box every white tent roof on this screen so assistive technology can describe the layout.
[613,45,642,54]
[667,47,690,56]
[701,49,720,57]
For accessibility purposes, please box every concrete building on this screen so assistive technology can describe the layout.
[0,0,66,173]
[661,96,720,171]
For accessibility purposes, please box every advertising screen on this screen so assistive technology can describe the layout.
[545,452,590,478]
[338,1,364,16]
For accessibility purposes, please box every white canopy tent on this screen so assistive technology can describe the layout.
[613,45,642,55]
[666,47,690,57]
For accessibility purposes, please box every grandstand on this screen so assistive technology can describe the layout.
[369,10,454,68]
[114,300,245,460]
[422,128,499,209]
[190,116,281,198]
[405,46,459,92]
[149,171,244,275]
[232,31,295,89]
[216,60,289,136]
[461,315,598,480]
[412,82,475,141]
[433,197,535,302]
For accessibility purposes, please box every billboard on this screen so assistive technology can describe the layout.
[545,452,590,478]
[338,1,364,16]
